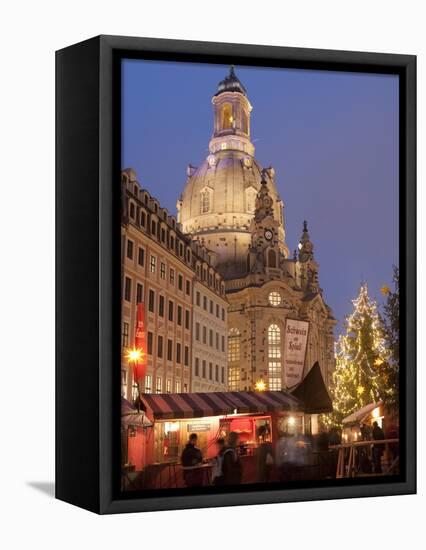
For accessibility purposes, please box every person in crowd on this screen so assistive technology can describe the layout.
[372,421,385,474]
[222,432,242,485]
[276,429,311,481]
[256,425,274,483]
[328,427,341,446]
[316,430,329,452]
[211,438,226,486]
[181,433,203,487]
[360,423,372,441]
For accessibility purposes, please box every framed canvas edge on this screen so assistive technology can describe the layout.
[64,35,416,514]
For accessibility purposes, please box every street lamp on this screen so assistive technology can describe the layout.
[126,348,142,363]
[126,348,144,407]
[255,379,267,392]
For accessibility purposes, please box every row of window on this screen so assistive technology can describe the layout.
[227,324,283,391]
[194,358,225,384]
[143,374,188,394]
[200,186,256,215]
[195,323,226,352]
[127,200,191,265]
[121,371,189,398]
[123,282,191,328]
[122,324,190,366]
[195,291,226,320]
[195,264,224,294]
[126,239,192,294]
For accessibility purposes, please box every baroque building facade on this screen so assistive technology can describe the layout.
[178,67,336,391]
[121,169,227,400]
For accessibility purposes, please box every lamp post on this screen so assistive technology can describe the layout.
[255,379,267,392]
[126,348,143,408]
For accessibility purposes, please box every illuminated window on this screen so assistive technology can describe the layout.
[228,328,241,362]
[200,189,211,213]
[268,324,282,390]
[221,102,233,130]
[156,377,162,394]
[121,369,127,397]
[144,374,152,393]
[228,366,240,391]
[166,379,172,393]
[220,142,227,150]
[268,291,281,306]
[175,380,181,393]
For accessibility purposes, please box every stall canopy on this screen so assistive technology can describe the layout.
[291,362,333,414]
[342,401,382,425]
[121,396,153,428]
[139,390,302,421]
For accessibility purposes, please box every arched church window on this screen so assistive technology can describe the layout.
[268,249,277,268]
[200,189,211,214]
[268,324,282,390]
[221,103,233,130]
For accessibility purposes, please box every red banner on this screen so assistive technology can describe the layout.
[133,303,147,384]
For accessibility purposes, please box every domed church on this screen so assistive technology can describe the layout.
[178,67,336,393]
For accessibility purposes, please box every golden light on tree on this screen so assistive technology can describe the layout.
[324,283,393,428]
[380,285,391,295]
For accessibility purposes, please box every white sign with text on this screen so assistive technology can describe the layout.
[283,319,309,388]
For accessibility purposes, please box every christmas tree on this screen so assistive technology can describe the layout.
[327,284,391,427]
[380,266,400,408]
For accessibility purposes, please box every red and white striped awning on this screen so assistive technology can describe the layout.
[139,390,302,421]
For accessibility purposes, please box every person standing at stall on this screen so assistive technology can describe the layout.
[211,438,226,486]
[222,432,242,485]
[256,425,274,483]
[181,433,203,487]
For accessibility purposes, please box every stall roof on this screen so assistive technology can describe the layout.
[291,362,333,414]
[139,389,302,421]
[342,401,382,425]
[121,397,153,428]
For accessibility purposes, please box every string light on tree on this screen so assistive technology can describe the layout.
[325,283,393,427]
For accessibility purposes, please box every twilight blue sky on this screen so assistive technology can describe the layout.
[122,59,399,334]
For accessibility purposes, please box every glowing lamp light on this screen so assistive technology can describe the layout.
[255,379,267,392]
[127,348,143,362]
[372,407,381,419]
[288,416,296,427]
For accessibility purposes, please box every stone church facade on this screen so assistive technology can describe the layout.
[178,67,336,391]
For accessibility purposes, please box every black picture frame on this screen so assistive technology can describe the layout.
[56,35,416,514]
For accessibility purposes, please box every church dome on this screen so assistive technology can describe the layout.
[177,67,289,279]
[178,149,283,232]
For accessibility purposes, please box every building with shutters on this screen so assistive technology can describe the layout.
[121,170,228,400]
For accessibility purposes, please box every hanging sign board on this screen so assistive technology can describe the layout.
[283,319,309,388]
